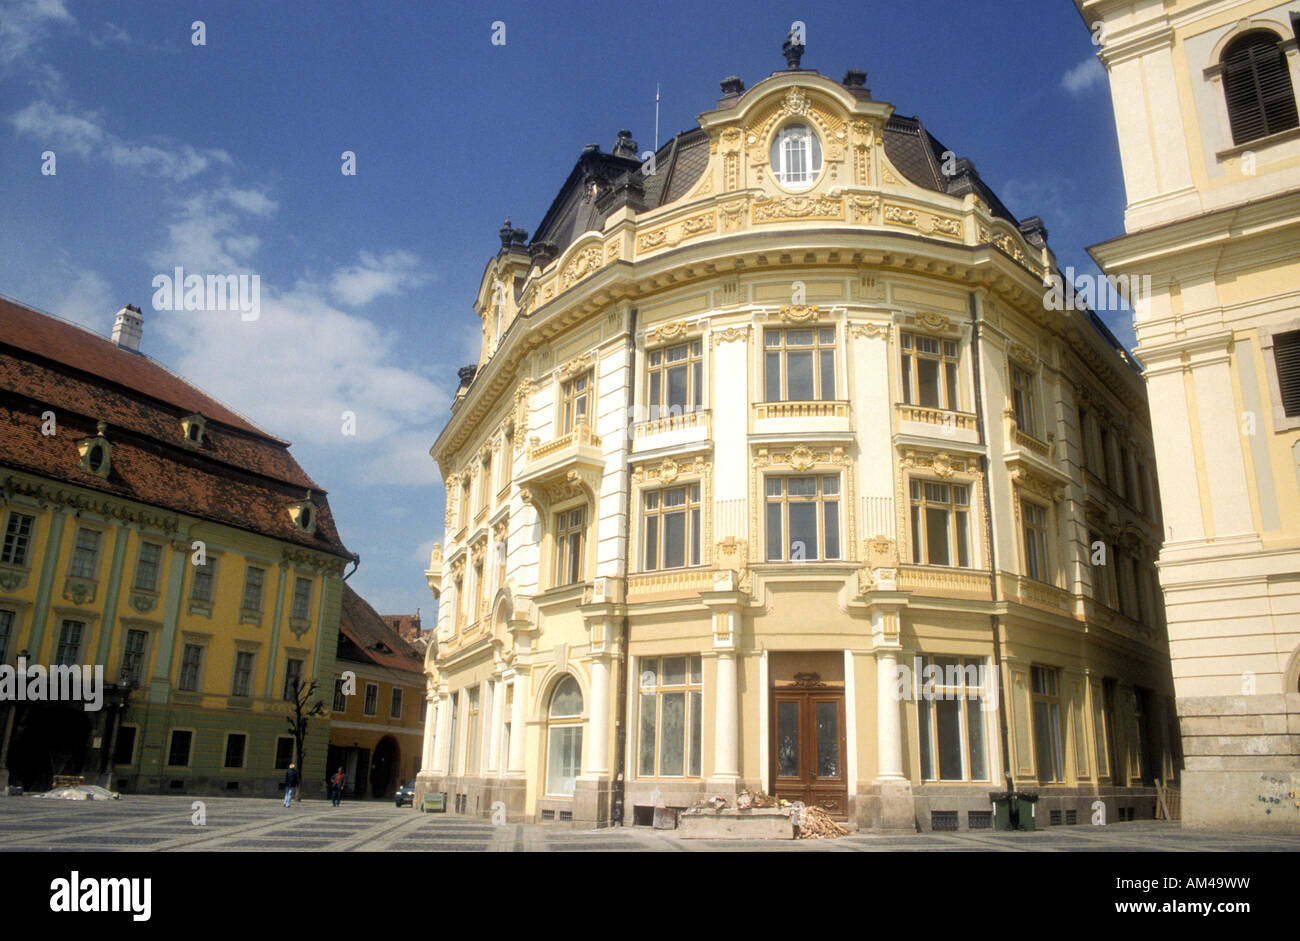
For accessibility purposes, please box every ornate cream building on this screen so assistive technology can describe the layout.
[1079,0,1300,830]
[417,44,1178,831]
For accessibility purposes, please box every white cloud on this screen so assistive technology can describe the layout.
[0,0,73,68]
[1062,56,1106,95]
[86,21,130,48]
[149,187,277,272]
[10,100,232,180]
[329,250,431,307]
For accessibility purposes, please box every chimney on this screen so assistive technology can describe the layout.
[111,304,143,352]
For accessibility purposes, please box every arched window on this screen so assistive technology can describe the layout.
[1221,30,1299,145]
[769,124,822,191]
[545,675,583,796]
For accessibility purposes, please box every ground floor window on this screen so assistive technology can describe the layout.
[637,655,703,778]
[113,725,137,765]
[1031,666,1064,783]
[545,675,584,796]
[274,736,294,770]
[167,729,192,767]
[223,733,247,769]
[916,656,989,782]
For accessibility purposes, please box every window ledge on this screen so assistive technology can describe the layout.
[239,610,262,627]
[1215,126,1300,161]
[0,564,30,593]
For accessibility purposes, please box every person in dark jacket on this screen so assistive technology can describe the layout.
[330,767,345,807]
[283,764,300,807]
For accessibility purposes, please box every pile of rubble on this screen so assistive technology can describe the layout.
[796,805,849,840]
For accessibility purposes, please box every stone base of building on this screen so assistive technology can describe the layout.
[1177,693,1300,832]
[910,785,1158,831]
[112,773,321,799]
[1181,770,1300,832]
[572,776,615,828]
[858,780,916,832]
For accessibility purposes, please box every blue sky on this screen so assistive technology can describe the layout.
[0,0,1128,619]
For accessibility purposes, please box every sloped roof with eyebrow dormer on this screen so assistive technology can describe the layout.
[0,294,352,560]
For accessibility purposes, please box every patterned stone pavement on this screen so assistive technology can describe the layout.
[1,795,1297,851]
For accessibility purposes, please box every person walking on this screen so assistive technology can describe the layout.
[330,767,345,807]
[283,763,300,807]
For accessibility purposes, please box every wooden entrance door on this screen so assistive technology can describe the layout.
[770,688,848,818]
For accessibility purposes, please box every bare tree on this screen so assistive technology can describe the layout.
[286,678,326,801]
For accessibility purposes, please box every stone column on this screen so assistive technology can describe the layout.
[585,654,611,776]
[421,693,438,771]
[432,690,452,776]
[875,648,905,781]
[507,672,527,774]
[713,648,740,782]
[700,585,747,794]
[868,595,913,831]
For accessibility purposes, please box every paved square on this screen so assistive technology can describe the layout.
[1,795,1297,851]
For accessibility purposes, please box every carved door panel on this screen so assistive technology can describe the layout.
[770,687,848,819]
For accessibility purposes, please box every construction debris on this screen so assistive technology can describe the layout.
[35,785,120,801]
[796,805,849,839]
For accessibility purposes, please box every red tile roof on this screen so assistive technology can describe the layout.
[0,295,351,559]
[339,584,426,674]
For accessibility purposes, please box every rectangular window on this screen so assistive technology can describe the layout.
[764,327,836,402]
[283,658,303,701]
[1022,499,1050,583]
[274,736,295,770]
[391,687,403,720]
[467,685,481,775]
[559,370,593,434]
[69,528,101,579]
[647,340,704,418]
[1031,666,1064,784]
[190,557,216,602]
[453,576,466,631]
[900,333,960,410]
[291,577,312,620]
[55,620,83,666]
[1097,425,1112,487]
[333,677,346,712]
[637,655,704,778]
[764,475,841,562]
[363,682,378,717]
[554,506,586,586]
[224,733,247,769]
[231,650,254,698]
[1088,531,1113,608]
[1010,364,1037,438]
[916,656,989,782]
[241,566,265,612]
[909,480,971,567]
[120,629,148,685]
[167,729,193,767]
[179,644,203,691]
[1274,329,1300,417]
[0,609,13,663]
[133,543,162,592]
[0,512,34,566]
[642,484,702,570]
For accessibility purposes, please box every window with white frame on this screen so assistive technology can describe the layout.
[1010,363,1038,439]
[642,484,701,571]
[120,629,148,685]
[900,333,960,410]
[558,371,593,435]
[769,123,822,190]
[1031,666,1064,783]
[1021,499,1050,583]
[283,658,303,701]
[0,609,12,663]
[291,576,312,621]
[1220,30,1299,146]
[190,556,216,602]
[467,685,481,774]
[909,480,971,567]
[391,687,403,720]
[0,511,34,567]
[363,682,378,717]
[637,655,702,778]
[179,643,203,691]
[55,619,83,666]
[916,656,989,782]
[241,566,265,613]
[554,506,586,586]
[133,543,162,593]
[231,650,255,698]
[545,675,584,796]
[765,475,841,562]
[646,340,704,418]
[764,327,836,402]
[332,677,347,712]
[69,528,101,579]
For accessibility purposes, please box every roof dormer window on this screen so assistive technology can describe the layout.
[770,123,822,191]
[77,421,113,479]
[289,494,317,535]
[180,413,207,447]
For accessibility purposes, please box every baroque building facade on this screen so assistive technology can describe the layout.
[1079,0,1300,830]
[0,298,355,796]
[418,49,1178,830]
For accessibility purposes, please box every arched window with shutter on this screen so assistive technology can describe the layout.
[1273,330,1300,417]
[1221,30,1299,145]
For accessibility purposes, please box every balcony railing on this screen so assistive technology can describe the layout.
[632,408,711,439]
[627,567,717,600]
[896,565,993,600]
[1012,427,1050,459]
[753,400,849,420]
[528,423,602,462]
[895,404,978,431]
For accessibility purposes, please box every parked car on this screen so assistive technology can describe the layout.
[395,779,416,808]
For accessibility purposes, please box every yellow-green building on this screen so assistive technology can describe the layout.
[0,297,355,797]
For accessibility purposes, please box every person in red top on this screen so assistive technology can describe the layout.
[330,767,345,807]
